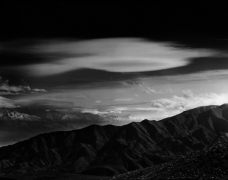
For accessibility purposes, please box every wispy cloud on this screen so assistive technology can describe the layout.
[0,84,30,93]
[0,76,47,94]
[121,81,162,94]
[32,88,47,93]
[0,82,24,92]
[114,98,133,102]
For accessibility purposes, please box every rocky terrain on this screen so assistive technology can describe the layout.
[1,104,228,179]
[105,138,228,180]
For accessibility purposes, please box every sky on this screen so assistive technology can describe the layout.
[1,1,228,122]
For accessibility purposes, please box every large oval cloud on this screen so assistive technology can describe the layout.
[21,38,213,76]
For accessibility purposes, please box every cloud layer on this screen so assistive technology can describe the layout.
[18,38,213,76]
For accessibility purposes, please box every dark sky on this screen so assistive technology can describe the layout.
[1,1,228,41]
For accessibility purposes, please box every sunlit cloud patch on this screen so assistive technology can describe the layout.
[150,90,228,118]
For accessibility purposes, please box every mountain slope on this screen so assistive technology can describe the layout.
[1,104,228,177]
[107,138,228,180]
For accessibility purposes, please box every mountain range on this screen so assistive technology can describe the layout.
[1,104,228,179]
[0,108,129,147]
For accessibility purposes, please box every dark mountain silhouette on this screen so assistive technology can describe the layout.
[0,108,129,147]
[1,104,228,179]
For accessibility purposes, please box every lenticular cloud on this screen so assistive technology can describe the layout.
[23,38,213,76]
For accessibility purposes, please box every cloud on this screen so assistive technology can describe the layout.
[80,108,144,121]
[0,96,16,108]
[121,81,162,94]
[18,38,213,76]
[0,91,15,95]
[93,105,162,115]
[0,76,47,94]
[114,98,133,102]
[182,89,194,98]
[0,83,22,92]
[32,88,47,93]
[150,90,228,116]
[74,95,87,99]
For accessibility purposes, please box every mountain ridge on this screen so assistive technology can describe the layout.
[0,104,228,177]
